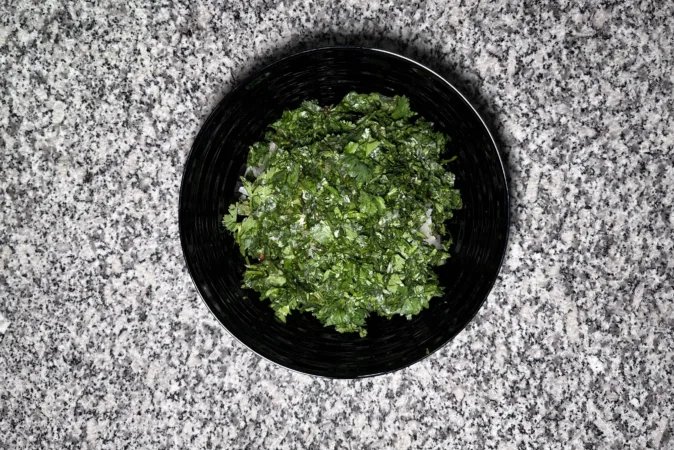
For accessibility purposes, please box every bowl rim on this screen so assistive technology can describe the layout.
[179,45,511,379]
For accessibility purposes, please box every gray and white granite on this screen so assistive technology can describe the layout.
[1,0,673,448]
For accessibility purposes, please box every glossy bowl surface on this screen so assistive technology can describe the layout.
[179,47,509,378]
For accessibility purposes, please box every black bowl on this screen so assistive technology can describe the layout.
[179,47,509,378]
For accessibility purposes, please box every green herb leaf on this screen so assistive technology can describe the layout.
[391,95,412,119]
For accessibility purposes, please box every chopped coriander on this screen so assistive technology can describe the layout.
[223,92,462,337]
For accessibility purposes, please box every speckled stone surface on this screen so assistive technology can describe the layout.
[1,0,673,448]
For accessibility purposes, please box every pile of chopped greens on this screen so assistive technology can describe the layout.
[223,92,461,337]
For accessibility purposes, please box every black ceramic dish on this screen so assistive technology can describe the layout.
[179,47,509,378]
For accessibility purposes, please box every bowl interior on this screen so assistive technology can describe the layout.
[179,47,509,378]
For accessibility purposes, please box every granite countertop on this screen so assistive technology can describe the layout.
[1,0,673,448]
